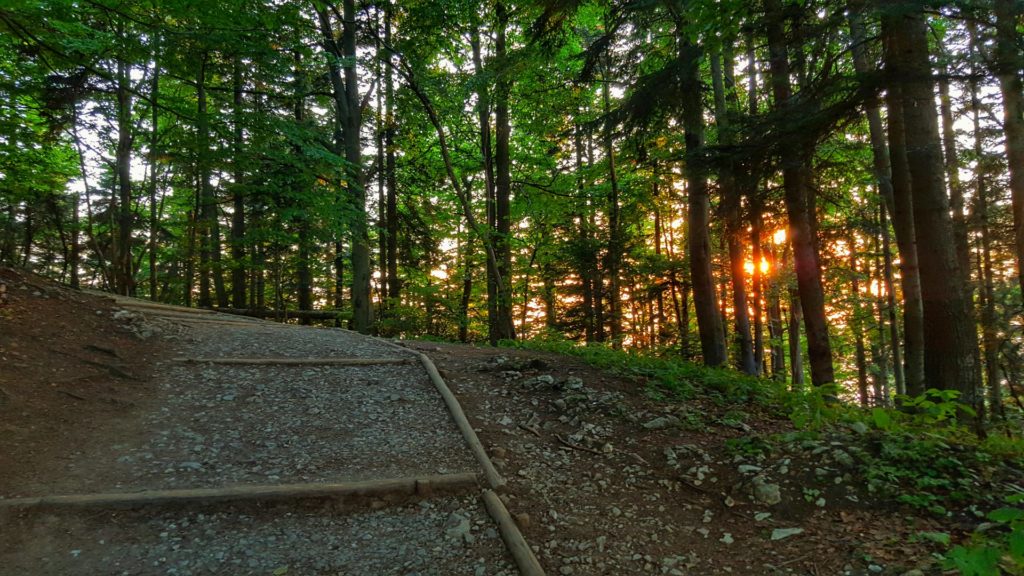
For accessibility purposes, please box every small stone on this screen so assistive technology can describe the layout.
[559,567,574,575]
[770,528,804,541]
[752,478,781,506]
[738,464,762,474]
[642,415,680,430]
[754,512,772,522]
[601,443,613,454]
[868,565,883,574]
[720,533,734,544]
[563,376,584,390]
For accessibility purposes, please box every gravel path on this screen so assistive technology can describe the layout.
[0,310,515,575]
[0,494,515,576]
[3,318,478,496]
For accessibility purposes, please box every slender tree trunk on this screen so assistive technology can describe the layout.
[344,0,372,333]
[678,27,726,366]
[601,60,623,348]
[115,52,133,296]
[788,289,804,390]
[197,52,218,308]
[316,2,373,333]
[765,0,834,385]
[938,73,971,281]
[972,54,1005,420]
[492,3,516,343]
[231,56,247,308]
[384,5,399,306]
[880,203,905,395]
[882,67,926,397]
[147,44,160,300]
[850,241,870,406]
[994,0,1024,309]
[712,49,755,374]
[885,4,982,420]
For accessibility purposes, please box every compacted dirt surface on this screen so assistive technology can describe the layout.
[0,268,513,576]
[1,267,942,576]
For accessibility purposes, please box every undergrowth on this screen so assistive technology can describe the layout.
[509,334,1024,574]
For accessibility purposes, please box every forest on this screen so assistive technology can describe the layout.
[0,0,1022,425]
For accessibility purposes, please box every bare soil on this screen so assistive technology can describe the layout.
[413,340,945,576]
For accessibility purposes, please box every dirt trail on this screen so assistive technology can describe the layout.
[0,276,516,576]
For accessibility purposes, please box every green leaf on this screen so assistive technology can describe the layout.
[272,567,289,576]
[988,507,1024,523]
[871,408,891,431]
[916,531,951,547]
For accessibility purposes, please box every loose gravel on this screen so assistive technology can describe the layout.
[3,318,477,496]
[1,312,515,575]
[0,494,515,576]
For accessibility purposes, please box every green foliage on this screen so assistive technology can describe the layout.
[510,333,779,405]
[785,384,844,430]
[940,495,1024,575]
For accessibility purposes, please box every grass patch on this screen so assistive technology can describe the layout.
[507,333,783,406]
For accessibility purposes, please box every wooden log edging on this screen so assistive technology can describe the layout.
[482,489,546,576]
[174,357,413,367]
[415,352,506,491]
[0,472,479,510]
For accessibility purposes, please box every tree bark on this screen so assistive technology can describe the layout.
[231,56,247,309]
[491,3,517,344]
[316,2,373,334]
[884,3,982,419]
[678,26,726,366]
[765,0,834,385]
[384,5,399,307]
[995,0,1024,310]
[115,51,133,296]
[713,49,756,375]
[601,57,623,348]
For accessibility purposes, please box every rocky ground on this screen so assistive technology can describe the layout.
[417,342,947,576]
[0,267,958,575]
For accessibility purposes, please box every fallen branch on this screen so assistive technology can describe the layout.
[518,424,542,437]
[175,357,411,366]
[555,434,603,456]
[416,352,506,491]
[0,472,479,510]
[482,490,546,576]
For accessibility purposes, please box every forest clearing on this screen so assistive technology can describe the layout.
[2,0,1024,574]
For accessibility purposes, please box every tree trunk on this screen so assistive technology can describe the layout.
[972,50,1005,420]
[197,52,213,308]
[601,59,623,347]
[678,29,726,366]
[231,56,247,308]
[385,6,400,306]
[765,0,834,385]
[491,3,516,344]
[116,52,134,296]
[995,0,1024,310]
[885,3,982,419]
[788,289,804,390]
[850,241,870,406]
[316,2,372,333]
[147,44,160,300]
